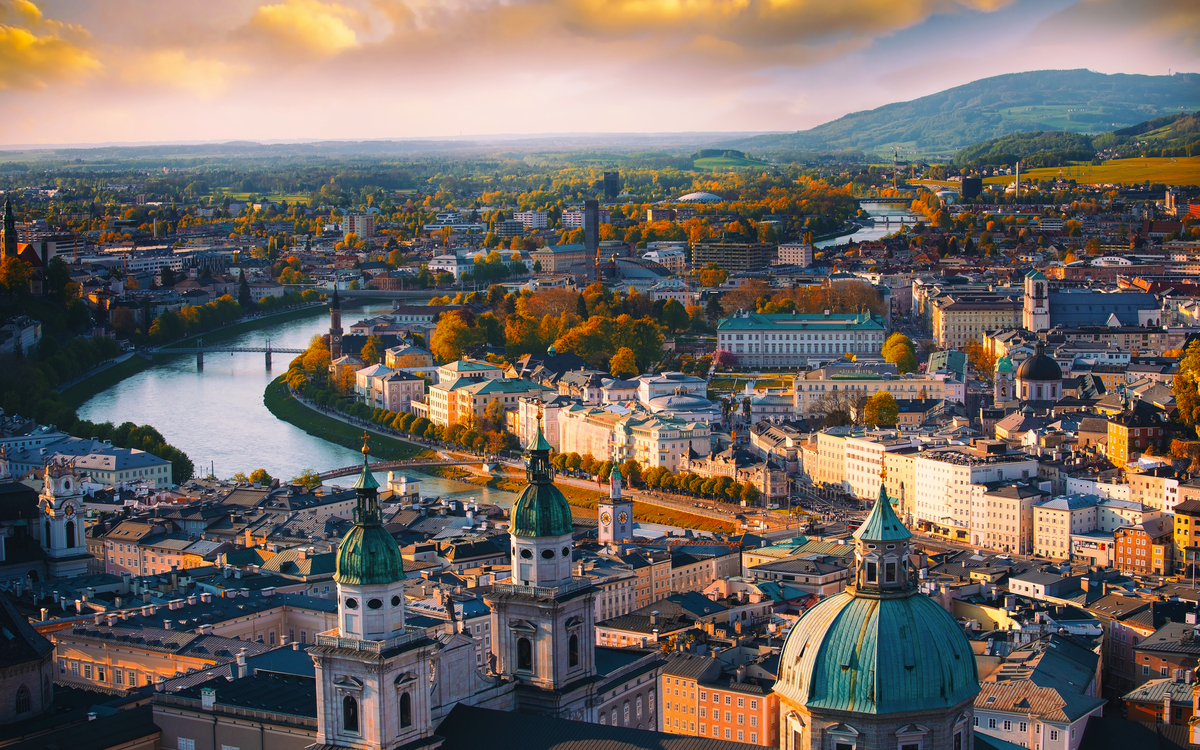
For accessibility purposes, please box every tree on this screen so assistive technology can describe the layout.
[1176,341,1200,428]
[609,347,639,379]
[361,335,384,365]
[822,409,852,428]
[248,468,273,485]
[0,257,31,297]
[863,391,899,426]
[160,265,176,287]
[661,298,689,332]
[881,332,918,373]
[291,468,322,489]
[483,398,508,431]
[964,338,997,380]
[576,292,588,319]
[237,269,253,309]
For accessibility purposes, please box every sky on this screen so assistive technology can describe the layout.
[0,0,1195,146]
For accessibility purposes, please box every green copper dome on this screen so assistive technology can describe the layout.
[775,590,979,714]
[995,355,1014,374]
[335,441,405,586]
[510,423,574,538]
[853,481,912,544]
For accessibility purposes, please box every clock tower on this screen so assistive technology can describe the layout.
[39,459,90,579]
[597,464,633,547]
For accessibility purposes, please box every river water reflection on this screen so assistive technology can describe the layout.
[77,304,518,506]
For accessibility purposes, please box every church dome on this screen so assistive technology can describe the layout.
[1016,341,1061,382]
[774,591,979,715]
[995,356,1014,374]
[775,482,978,716]
[510,424,574,538]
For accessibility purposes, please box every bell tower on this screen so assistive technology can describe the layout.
[2,197,17,259]
[994,355,1014,403]
[39,459,89,579]
[484,419,597,719]
[1023,270,1050,332]
[311,435,438,750]
[850,470,915,597]
[598,462,633,548]
[330,287,343,360]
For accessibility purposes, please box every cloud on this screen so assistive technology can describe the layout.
[0,0,99,89]
[126,50,243,98]
[245,0,362,56]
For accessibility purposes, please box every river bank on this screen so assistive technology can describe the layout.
[263,378,432,462]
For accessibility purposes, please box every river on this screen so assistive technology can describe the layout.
[77,303,518,507]
[816,201,920,248]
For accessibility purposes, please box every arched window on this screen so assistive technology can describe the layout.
[64,520,75,549]
[15,685,30,715]
[343,695,359,733]
[568,634,579,667]
[44,521,51,546]
[517,637,532,671]
[399,692,412,728]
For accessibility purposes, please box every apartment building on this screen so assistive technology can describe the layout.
[1172,499,1200,572]
[794,371,949,415]
[931,297,1021,349]
[513,210,548,229]
[716,310,886,370]
[774,243,813,267]
[558,405,711,474]
[661,654,779,747]
[1128,466,1181,512]
[1114,518,1173,576]
[968,480,1049,555]
[1033,495,1162,561]
[843,433,918,501]
[814,429,850,490]
[912,442,1038,540]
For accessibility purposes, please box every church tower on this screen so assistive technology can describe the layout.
[994,355,1014,403]
[598,463,633,547]
[2,197,17,259]
[484,419,597,719]
[311,436,438,750]
[39,460,90,578]
[330,287,343,360]
[1023,269,1050,332]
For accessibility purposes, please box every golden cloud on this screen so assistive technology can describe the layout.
[126,50,243,99]
[246,0,362,56]
[0,0,98,89]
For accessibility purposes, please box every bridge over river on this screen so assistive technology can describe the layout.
[318,456,500,481]
[152,339,305,367]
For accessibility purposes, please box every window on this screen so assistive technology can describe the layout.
[700,708,707,718]
[14,686,30,714]
[624,702,630,725]
[866,561,877,582]
[1050,730,1059,741]
[637,696,643,718]
[1020,722,1028,732]
[1003,721,1012,731]
[725,695,732,705]
[178,740,195,750]
[738,731,744,742]
[569,634,579,667]
[222,746,239,750]
[517,638,532,671]
[989,719,996,729]
[901,745,919,750]
[400,692,412,728]
[343,696,359,733]
[750,700,758,710]
[954,732,963,750]
[700,691,707,701]
[1143,665,1150,675]
[84,665,93,679]
[1162,667,1170,676]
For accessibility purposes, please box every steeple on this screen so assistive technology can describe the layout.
[334,434,404,591]
[351,432,381,526]
[2,196,16,259]
[328,287,343,359]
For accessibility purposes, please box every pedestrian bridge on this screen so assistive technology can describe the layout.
[153,339,305,367]
[319,456,500,481]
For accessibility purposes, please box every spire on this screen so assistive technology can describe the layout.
[853,469,910,544]
[526,409,554,483]
[352,432,381,525]
[330,287,341,310]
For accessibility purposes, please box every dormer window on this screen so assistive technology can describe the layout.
[865,562,877,583]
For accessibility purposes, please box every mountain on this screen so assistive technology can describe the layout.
[723,69,1200,158]
[952,110,1200,167]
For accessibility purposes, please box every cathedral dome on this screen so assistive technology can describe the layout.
[774,483,979,716]
[775,591,978,715]
[994,356,1013,374]
[1016,341,1061,382]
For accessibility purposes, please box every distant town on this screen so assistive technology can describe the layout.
[0,125,1199,750]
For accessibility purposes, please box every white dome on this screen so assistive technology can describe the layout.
[676,192,723,203]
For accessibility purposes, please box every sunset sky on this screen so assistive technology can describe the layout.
[0,0,1194,146]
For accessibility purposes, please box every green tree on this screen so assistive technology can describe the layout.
[661,298,689,332]
[863,391,899,426]
[237,269,253,309]
[609,347,639,379]
[881,332,918,374]
[291,468,322,489]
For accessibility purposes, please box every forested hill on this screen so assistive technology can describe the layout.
[724,69,1200,157]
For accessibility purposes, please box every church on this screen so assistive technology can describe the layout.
[1021,270,1159,332]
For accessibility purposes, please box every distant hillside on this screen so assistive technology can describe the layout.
[724,69,1200,157]
[952,110,1200,167]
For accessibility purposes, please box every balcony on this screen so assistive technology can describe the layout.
[491,577,592,599]
[314,627,426,654]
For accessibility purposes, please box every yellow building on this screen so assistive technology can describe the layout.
[932,298,1021,350]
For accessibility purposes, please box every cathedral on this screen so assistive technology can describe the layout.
[310,425,611,750]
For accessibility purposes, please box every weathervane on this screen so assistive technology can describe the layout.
[361,431,371,456]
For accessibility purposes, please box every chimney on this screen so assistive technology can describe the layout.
[143,591,151,604]
[164,620,172,629]
[94,613,104,625]
[187,595,197,605]
[155,677,166,693]
[649,611,658,626]
[280,635,289,646]
[40,608,48,622]
[1164,691,1172,725]
[74,599,82,614]
[292,641,300,651]
[236,649,249,678]
[201,687,216,710]
[736,665,746,683]
[200,592,213,604]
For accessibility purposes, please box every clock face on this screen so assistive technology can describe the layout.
[601,512,612,525]
[618,512,628,524]
[65,504,75,517]
[332,335,341,342]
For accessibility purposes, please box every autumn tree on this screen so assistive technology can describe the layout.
[963,338,997,380]
[882,332,918,373]
[361,335,384,365]
[863,391,899,426]
[291,468,322,489]
[0,257,31,297]
[610,347,639,379]
[248,468,273,485]
[1176,341,1200,429]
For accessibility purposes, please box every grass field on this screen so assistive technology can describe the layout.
[263,378,431,462]
[983,156,1200,187]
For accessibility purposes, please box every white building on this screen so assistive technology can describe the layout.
[843,433,918,501]
[428,254,474,279]
[557,405,710,473]
[716,310,887,369]
[775,243,813,267]
[912,442,1039,540]
[513,211,548,229]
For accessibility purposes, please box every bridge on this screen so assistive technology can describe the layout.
[319,456,499,481]
[853,196,913,204]
[153,339,305,367]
